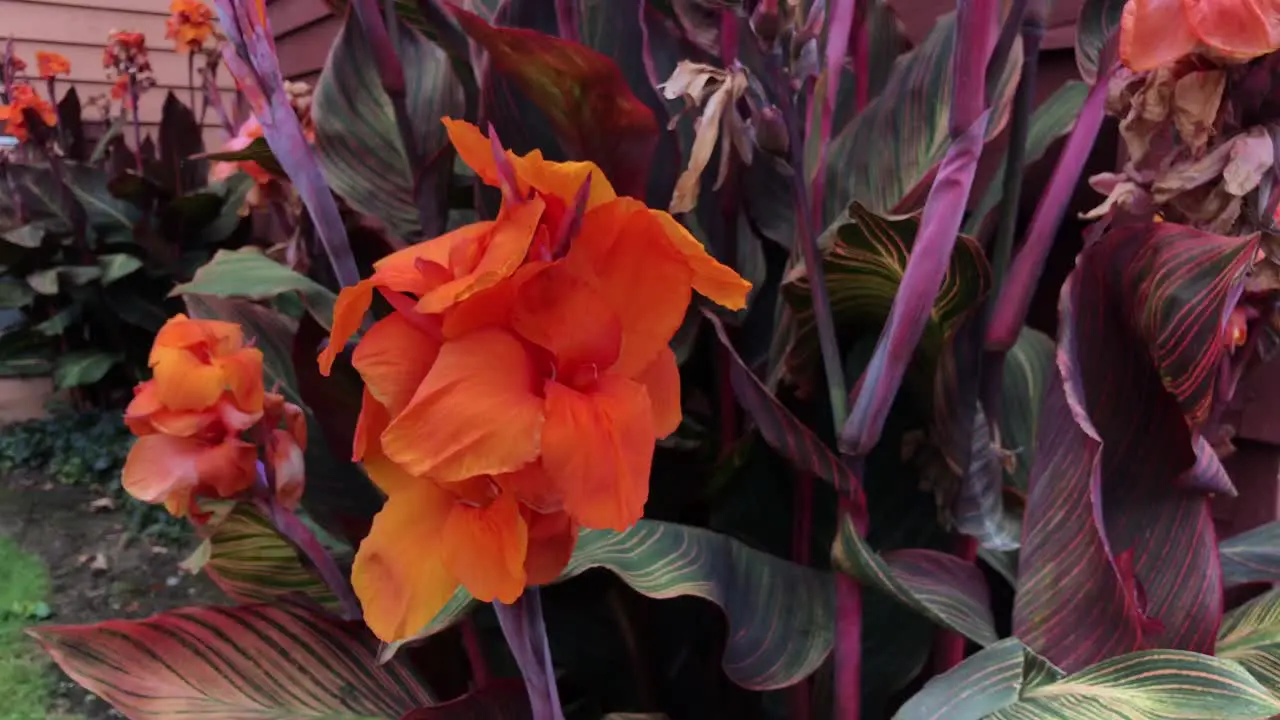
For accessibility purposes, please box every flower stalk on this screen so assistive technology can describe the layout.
[494,589,565,720]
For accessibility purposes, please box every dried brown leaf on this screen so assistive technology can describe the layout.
[1172,70,1225,156]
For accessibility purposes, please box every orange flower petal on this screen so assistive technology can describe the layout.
[151,346,226,411]
[352,313,441,417]
[442,261,548,339]
[374,222,494,291]
[353,388,391,463]
[270,428,306,510]
[1182,0,1280,59]
[352,484,457,642]
[441,118,617,209]
[319,279,374,376]
[415,197,546,314]
[382,329,545,482]
[122,436,256,515]
[498,463,563,513]
[634,345,682,438]
[512,262,622,373]
[152,314,244,358]
[441,490,528,603]
[650,210,751,311]
[216,347,265,413]
[542,376,653,531]
[1119,0,1201,70]
[523,508,577,586]
[569,201,692,377]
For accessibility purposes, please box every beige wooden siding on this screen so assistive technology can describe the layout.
[5,0,237,149]
[267,0,337,82]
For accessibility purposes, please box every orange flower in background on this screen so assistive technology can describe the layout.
[7,55,26,74]
[166,0,217,53]
[1120,0,1280,70]
[123,315,304,518]
[35,51,70,79]
[0,84,56,143]
[210,116,275,186]
[321,118,751,642]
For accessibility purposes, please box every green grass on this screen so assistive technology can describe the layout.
[0,535,56,719]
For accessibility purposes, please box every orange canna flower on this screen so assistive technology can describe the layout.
[123,315,304,518]
[1120,0,1280,70]
[35,51,70,79]
[166,0,217,53]
[7,55,26,74]
[0,84,56,143]
[321,118,751,642]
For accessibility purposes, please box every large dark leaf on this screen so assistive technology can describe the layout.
[1220,521,1280,588]
[894,639,1279,719]
[390,520,837,691]
[822,13,1022,225]
[399,680,532,719]
[708,313,998,646]
[1000,327,1056,492]
[56,87,86,161]
[1015,223,1258,671]
[31,602,436,718]
[312,9,462,239]
[449,6,660,199]
[158,91,207,194]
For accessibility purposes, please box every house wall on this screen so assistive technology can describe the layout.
[267,0,338,83]
[5,0,238,149]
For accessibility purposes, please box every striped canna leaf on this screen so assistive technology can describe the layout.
[821,12,1022,226]
[312,9,463,240]
[709,312,998,646]
[193,502,343,610]
[1015,222,1258,671]
[1220,521,1280,588]
[895,639,1280,719]
[29,602,435,719]
[389,518,837,691]
[777,202,991,395]
[1218,588,1280,697]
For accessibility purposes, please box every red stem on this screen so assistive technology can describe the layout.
[931,534,977,673]
[720,7,740,65]
[790,472,814,720]
[460,617,490,688]
[835,495,862,720]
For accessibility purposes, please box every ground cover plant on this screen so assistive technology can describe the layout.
[9,0,1280,718]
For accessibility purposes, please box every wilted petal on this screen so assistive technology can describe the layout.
[351,483,457,643]
[381,329,544,482]
[1171,70,1225,156]
[1223,126,1275,197]
[542,376,653,531]
[270,428,305,510]
[440,490,528,604]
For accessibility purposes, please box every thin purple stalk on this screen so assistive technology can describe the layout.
[203,64,235,136]
[128,72,143,174]
[555,0,580,43]
[213,0,359,287]
[268,501,362,620]
[494,589,565,720]
[983,66,1114,353]
[809,0,857,228]
[839,0,999,456]
[188,51,198,115]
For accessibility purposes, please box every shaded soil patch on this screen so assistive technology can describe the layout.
[0,471,225,719]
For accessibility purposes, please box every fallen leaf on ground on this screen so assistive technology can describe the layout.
[88,497,116,512]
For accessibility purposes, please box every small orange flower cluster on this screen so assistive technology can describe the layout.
[122,315,307,519]
[6,55,26,75]
[1121,0,1280,69]
[0,84,57,143]
[166,0,218,53]
[103,30,150,75]
[320,118,751,642]
[35,51,70,80]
